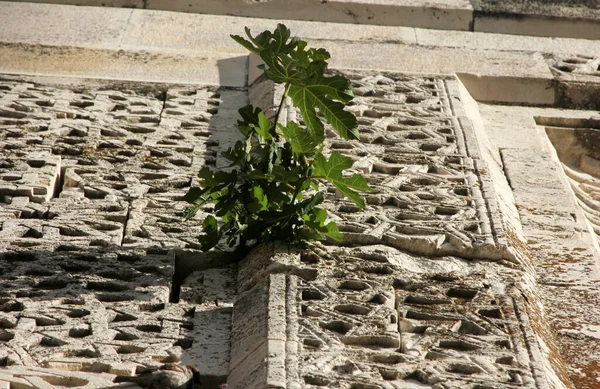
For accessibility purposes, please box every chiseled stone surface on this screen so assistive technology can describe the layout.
[475,104,600,389]
[0,69,596,389]
[546,55,600,110]
[0,78,242,386]
[4,0,600,39]
[288,72,567,389]
[549,55,600,79]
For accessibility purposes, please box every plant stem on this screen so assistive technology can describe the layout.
[271,83,291,137]
[267,82,291,175]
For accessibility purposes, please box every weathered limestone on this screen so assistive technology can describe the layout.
[0,78,242,386]
[548,55,600,110]
[1,1,600,388]
[4,0,600,39]
[0,57,590,389]
[284,71,566,388]
[228,244,300,389]
[476,104,600,389]
[1,0,474,31]
[3,2,600,97]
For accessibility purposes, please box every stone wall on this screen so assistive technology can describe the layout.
[0,78,243,387]
[1,3,600,383]
[2,63,596,388]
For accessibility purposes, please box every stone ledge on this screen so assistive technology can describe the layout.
[4,0,600,40]
[0,42,247,87]
[473,12,600,40]
[3,0,474,31]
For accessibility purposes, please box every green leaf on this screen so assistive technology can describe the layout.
[213,187,238,217]
[271,24,294,54]
[246,170,270,181]
[278,122,319,155]
[251,29,273,50]
[189,25,370,251]
[183,187,205,204]
[241,26,275,54]
[238,105,261,126]
[299,192,324,215]
[236,105,263,137]
[197,167,237,189]
[271,165,300,183]
[183,186,209,220]
[199,215,220,252]
[304,207,327,225]
[308,48,330,61]
[313,151,371,208]
[261,51,303,84]
[197,167,216,186]
[300,206,342,242]
[297,227,324,241]
[184,203,206,221]
[324,220,342,241]
[248,185,268,213]
[232,24,296,62]
[288,74,358,141]
[230,33,260,55]
[221,141,246,165]
[256,111,272,140]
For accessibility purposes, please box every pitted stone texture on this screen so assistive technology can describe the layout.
[297,244,537,389]
[0,366,118,389]
[287,72,560,389]
[547,56,600,109]
[0,238,235,383]
[0,248,179,369]
[0,197,128,249]
[0,152,60,203]
[228,243,300,389]
[319,73,507,262]
[0,79,243,385]
[550,55,600,78]
[0,80,243,249]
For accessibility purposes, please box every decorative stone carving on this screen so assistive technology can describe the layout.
[0,80,241,385]
[545,119,600,241]
[550,55,600,78]
[0,73,573,389]
[290,72,547,388]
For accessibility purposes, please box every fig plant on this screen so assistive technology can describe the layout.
[183,24,371,255]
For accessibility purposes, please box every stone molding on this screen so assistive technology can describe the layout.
[229,243,301,389]
[4,0,600,40]
[0,59,595,388]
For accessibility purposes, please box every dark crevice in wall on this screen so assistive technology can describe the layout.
[53,165,65,200]
[119,200,132,247]
[498,149,514,191]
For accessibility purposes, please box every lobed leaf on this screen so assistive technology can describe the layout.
[278,122,320,155]
[313,151,371,209]
[288,74,358,141]
[188,24,372,252]
[248,185,269,213]
[255,111,272,140]
[301,207,342,242]
[198,215,220,252]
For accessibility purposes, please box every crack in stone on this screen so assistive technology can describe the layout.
[119,200,132,247]
[157,90,168,125]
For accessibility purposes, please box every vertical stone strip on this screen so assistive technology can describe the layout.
[285,274,300,389]
[228,243,300,389]
[446,79,515,261]
[223,61,301,388]
[448,78,572,388]
[247,53,288,125]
